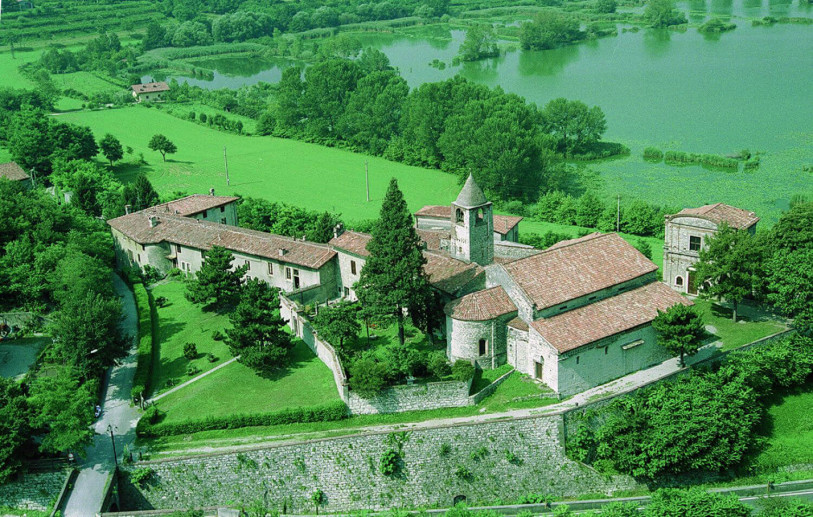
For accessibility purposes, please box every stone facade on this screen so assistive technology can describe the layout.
[123,416,637,512]
[0,469,70,511]
[446,313,516,370]
[450,201,494,266]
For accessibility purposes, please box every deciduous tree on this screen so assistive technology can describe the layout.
[0,378,29,484]
[147,134,177,162]
[29,367,96,455]
[541,98,607,157]
[99,133,124,166]
[652,303,705,366]
[313,301,360,358]
[458,24,499,62]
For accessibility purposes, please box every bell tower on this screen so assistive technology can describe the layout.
[450,174,493,265]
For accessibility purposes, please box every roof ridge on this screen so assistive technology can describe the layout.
[531,231,607,256]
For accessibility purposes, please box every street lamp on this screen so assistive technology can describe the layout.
[106,424,118,468]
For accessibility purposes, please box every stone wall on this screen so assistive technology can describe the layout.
[347,379,472,415]
[123,416,637,512]
[493,241,538,260]
[0,469,70,511]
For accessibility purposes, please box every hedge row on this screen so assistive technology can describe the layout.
[130,282,156,401]
[663,150,739,169]
[136,400,349,437]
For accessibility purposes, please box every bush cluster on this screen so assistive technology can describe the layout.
[664,150,739,169]
[136,400,348,437]
[131,282,157,401]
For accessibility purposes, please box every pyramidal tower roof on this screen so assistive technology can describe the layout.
[454,174,488,208]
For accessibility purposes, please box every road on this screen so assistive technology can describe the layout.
[62,274,140,516]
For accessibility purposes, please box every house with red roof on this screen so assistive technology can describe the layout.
[131,81,170,103]
[663,203,759,294]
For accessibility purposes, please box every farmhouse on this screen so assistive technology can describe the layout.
[131,81,170,103]
[0,161,33,189]
[663,203,759,294]
[108,178,692,397]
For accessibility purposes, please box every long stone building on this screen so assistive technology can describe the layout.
[663,203,759,294]
[109,178,693,397]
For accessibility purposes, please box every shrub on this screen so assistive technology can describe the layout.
[129,467,154,487]
[643,147,663,160]
[439,443,452,456]
[427,351,451,379]
[130,283,156,401]
[206,353,217,363]
[183,342,197,360]
[186,364,200,376]
[379,448,400,476]
[349,357,390,397]
[154,296,168,308]
[211,329,225,341]
[455,465,473,480]
[451,360,475,382]
[136,400,348,437]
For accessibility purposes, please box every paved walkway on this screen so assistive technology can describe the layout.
[63,274,140,517]
[149,355,240,403]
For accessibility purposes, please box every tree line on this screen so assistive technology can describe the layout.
[262,54,609,202]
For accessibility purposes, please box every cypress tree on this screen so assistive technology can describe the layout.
[356,178,431,345]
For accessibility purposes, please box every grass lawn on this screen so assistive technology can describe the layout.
[750,382,813,475]
[155,340,341,424]
[149,280,233,396]
[56,106,463,223]
[692,298,787,351]
[50,71,124,96]
[0,50,39,90]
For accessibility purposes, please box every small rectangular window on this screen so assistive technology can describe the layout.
[351,260,357,275]
[176,244,181,254]
[220,206,225,213]
[604,346,608,355]
[478,339,488,356]
[576,356,580,365]
[137,254,141,263]
[201,212,206,218]
[588,296,597,301]
[245,260,250,270]
[559,305,568,311]
[221,218,227,224]
[286,267,291,279]
[293,269,299,277]
[268,263,273,275]
[689,235,702,251]
[344,287,350,297]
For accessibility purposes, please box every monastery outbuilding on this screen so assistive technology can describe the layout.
[110,177,757,398]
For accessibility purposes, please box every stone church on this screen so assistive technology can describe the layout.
[109,177,690,398]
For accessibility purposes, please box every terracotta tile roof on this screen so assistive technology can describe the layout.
[0,162,29,181]
[152,194,239,217]
[415,205,451,218]
[502,233,658,311]
[672,203,759,229]
[546,232,603,251]
[415,205,521,235]
[445,286,517,321]
[530,281,691,353]
[507,317,529,332]
[329,231,371,257]
[423,251,483,295]
[108,213,335,269]
[416,229,448,251]
[493,215,523,235]
[131,82,170,94]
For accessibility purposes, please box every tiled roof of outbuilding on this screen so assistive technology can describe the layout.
[423,251,483,295]
[530,281,691,353]
[493,215,523,235]
[0,162,30,181]
[329,231,371,257]
[416,229,448,251]
[152,194,239,216]
[502,233,657,311]
[445,286,517,321]
[671,203,759,229]
[414,205,451,218]
[108,213,335,269]
[131,82,170,94]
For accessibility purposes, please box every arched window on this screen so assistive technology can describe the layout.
[455,208,464,224]
[477,208,485,222]
[675,276,684,286]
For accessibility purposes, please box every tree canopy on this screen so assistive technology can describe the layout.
[652,303,706,366]
[185,245,248,308]
[148,134,178,162]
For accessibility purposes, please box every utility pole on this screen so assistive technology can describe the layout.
[616,194,621,232]
[223,147,230,187]
[106,424,118,468]
[365,161,369,202]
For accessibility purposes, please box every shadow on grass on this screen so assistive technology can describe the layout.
[255,339,315,381]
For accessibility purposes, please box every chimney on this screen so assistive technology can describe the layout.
[333,223,345,239]
[279,248,286,257]
[125,204,131,215]
[210,188,215,196]
[149,216,158,228]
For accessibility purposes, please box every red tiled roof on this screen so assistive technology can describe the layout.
[546,232,603,251]
[423,251,483,295]
[502,233,658,311]
[0,162,29,181]
[329,231,371,257]
[530,282,691,353]
[153,194,239,217]
[108,213,335,269]
[416,229,448,251]
[671,203,759,230]
[414,205,522,235]
[131,82,170,94]
[507,317,529,332]
[445,286,517,321]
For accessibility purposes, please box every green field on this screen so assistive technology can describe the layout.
[155,340,341,424]
[57,106,463,222]
[751,383,813,475]
[149,281,233,396]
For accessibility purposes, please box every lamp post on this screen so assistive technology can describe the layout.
[106,424,118,468]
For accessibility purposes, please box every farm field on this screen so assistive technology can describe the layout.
[57,106,463,222]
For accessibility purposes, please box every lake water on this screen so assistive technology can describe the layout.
[162,2,813,221]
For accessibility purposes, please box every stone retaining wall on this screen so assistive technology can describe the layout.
[348,379,473,415]
[123,416,637,512]
[0,469,70,511]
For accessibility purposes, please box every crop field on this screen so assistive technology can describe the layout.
[57,106,463,222]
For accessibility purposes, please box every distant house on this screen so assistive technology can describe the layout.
[0,162,33,189]
[663,203,759,294]
[131,82,170,103]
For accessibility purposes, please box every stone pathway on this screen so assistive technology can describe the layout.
[148,355,240,404]
[62,274,140,517]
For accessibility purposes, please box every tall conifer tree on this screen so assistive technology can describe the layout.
[356,178,431,345]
